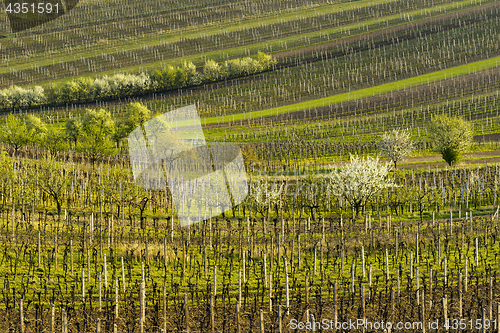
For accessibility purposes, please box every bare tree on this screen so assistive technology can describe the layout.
[30,156,71,214]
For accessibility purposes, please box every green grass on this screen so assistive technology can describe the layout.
[8,0,482,89]
[202,55,500,125]
[1,0,399,73]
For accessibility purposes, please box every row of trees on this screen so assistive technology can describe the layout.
[324,116,474,217]
[0,105,477,219]
[377,115,474,168]
[0,52,276,109]
[0,109,476,168]
[247,115,474,218]
[202,52,276,82]
[0,102,154,164]
[0,86,46,110]
[52,73,152,103]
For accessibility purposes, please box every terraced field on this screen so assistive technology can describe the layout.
[2,0,500,331]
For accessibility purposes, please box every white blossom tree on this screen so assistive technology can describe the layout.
[132,72,152,93]
[377,129,415,168]
[182,61,200,86]
[0,90,10,109]
[26,86,46,108]
[6,86,29,109]
[91,78,111,99]
[247,177,283,217]
[107,73,150,97]
[327,155,395,217]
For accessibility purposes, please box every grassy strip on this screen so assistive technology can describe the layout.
[203,55,500,125]
[204,86,500,142]
[2,0,397,71]
[9,0,480,88]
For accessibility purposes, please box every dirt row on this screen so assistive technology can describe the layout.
[274,1,500,61]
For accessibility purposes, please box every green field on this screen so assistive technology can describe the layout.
[203,55,500,125]
[1,0,500,331]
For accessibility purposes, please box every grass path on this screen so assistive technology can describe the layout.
[2,0,396,71]
[6,0,483,88]
[202,55,500,125]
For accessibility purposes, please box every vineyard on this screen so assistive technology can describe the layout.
[2,0,500,331]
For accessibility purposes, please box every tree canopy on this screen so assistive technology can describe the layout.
[25,114,48,143]
[327,155,395,217]
[427,115,473,166]
[74,108,115,166]
[0,115,33,155]
[377,129,415,168]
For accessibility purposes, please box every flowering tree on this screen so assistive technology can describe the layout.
[427,115,473,166]
[247,177,283,217]
[26,86,46,107]
[6,86,28,109]
[91,78,111,99]
[0,90,10,109]
[377,129,414,168]
[182,61,200,86]
[327,155,395,217]
[203,60,220,82]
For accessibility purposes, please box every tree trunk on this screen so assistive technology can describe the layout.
[56,200,62,215]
